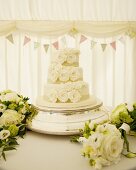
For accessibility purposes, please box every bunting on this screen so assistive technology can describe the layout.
[119,37,125,44]
[101,44,107,52]
[44,44,49,53]
[34,42,40,49]
[90,40,97,49]
[80,35,87,44]
[52,41,59,50]
[110,41,116,51]
[23,36,31,46]
[61,36,66,46]
[6,34,14,44]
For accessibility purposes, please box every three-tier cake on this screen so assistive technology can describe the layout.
[36,48,99,109]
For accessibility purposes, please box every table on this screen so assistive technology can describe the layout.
[1,131,136,170]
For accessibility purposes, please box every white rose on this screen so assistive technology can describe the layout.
[48,70,59,83]
[119,123,130,134]
[127,103,134,112]
[0,130,10,140]
[90,157,110,170]
[0,89,12,95]
[59,68,70,82]
[0,103,7,112]
[1,92,21,103]
[87,133,104,149]
[0,109,25,126]
[58,88,68,103]
[68,90,81,103]
[67,54,78,64]
[78,137,87,143]
[96,123,121,136]
[74,81,85,90]
[70,68,82,81]
[101,133,124,162]
[47,89,58,103]
[65,82,74,92]
[89,122,95,130]
[57,53,67,64]
[49,62,62,73]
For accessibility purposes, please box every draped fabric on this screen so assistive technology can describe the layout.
[0,0,136,20]
[0,32,136,107]
[0,21,136,37]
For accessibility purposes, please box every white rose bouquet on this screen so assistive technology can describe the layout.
[71,102,136,169]
[0,90,37,160]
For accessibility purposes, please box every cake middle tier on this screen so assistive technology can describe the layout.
[44,81,89,103]
[48,63,83,83]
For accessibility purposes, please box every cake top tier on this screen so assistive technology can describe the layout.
[51,48,80,66]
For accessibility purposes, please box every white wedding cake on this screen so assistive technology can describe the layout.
[32,48,106,135]
[37,48,99,108]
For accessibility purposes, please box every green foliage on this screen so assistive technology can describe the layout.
[0,90,38,160]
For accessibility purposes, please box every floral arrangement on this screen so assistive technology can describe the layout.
[71,102,136,169]
[0,90,37,160]
[45,81,88,103]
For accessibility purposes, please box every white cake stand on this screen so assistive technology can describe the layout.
[28,97,110,135]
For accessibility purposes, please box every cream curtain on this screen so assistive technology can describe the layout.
[0,21,136,37]
[0,0,136,20]
[0,32,136,107]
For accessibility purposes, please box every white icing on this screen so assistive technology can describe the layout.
[52,48,80,65]
[44,81,89,103]
[38,48,91,104]
[48,65,83,83]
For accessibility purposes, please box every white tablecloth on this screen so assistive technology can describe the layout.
[1,131,136,170]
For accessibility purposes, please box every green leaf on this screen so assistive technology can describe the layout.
[3,146,16,151]
[70,136,80,143]
[2,152,6,161]
[123,152,136,158]
[120,129,130,152]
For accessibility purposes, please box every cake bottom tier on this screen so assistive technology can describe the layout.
[43,81,89,103]
[36,95,102,111]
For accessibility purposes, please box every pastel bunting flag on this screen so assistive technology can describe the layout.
[6,34,14,44]
[119,37,125,44]
[110,41,116,51]
[101,44,107,52]
[90,40,97,49]
[80,35,87,44]
[52,41,59,50]
[61,36,66,45]
[34,42,40,49]
[23,36,31,46]
[44,44,49,53]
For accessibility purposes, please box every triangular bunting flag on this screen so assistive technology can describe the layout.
[61,36,66,45]
[110,41,116,51]
[80,35,87,44]
[23,36,31,46]
[52,41,59,50]
[90,40,97,49]
[34,42,40,49]
[119,37,125,44]
[101,44,107,52]
[44,44,49,53]
[6,34,14,44]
